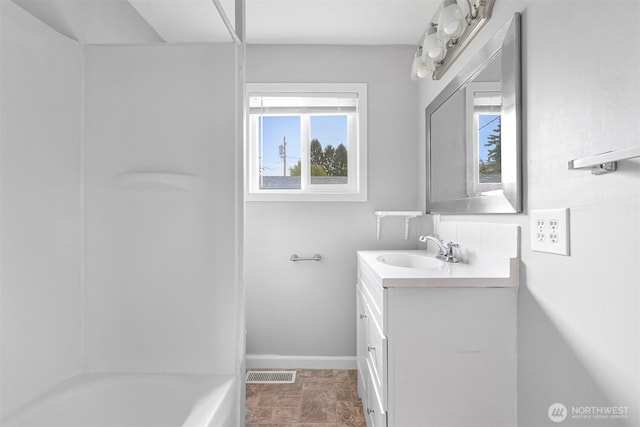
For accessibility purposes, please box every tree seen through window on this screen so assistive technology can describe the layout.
[478,115,501,183]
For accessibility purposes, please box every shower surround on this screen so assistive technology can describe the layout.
[0,2,244,425]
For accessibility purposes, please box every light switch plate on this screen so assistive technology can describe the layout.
[531,208,570,255]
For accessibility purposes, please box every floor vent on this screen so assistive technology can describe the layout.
[246,370,296,384]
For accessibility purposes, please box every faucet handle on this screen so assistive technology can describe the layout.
[445,242,460,263]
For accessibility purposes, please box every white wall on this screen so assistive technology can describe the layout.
[419,1,639,426]
[0,1,83,417]
[245,45,420,364]
[83,44,240,374]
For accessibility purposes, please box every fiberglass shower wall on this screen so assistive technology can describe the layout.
[0,2,83,416]
[1,0,242,417]
[83,43,239,374]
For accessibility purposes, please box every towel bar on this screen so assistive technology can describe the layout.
[290,254,322,262]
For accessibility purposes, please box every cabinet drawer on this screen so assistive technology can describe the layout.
[358,277,384,332]
[358,261,384,327]
[365,358,387,427]
[357,361,367,402]
[356,284,370,375]
[367,315,386,407]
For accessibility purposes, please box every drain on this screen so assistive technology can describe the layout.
[246,370,296,384]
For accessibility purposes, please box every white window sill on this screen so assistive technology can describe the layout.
[246,191,367,202]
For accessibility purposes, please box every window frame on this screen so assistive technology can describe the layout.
[464,82,502,196]
[246,83,367,202]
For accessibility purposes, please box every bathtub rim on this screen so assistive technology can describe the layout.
[0,372,237,427]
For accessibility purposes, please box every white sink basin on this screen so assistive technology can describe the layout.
[376,253,443,269]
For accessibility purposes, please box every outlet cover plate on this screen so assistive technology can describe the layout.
[531,208,570,255]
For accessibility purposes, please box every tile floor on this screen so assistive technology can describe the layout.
[246,369,366,427]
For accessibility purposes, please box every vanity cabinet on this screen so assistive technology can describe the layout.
[356,254,517,427]
[356,281,387,427]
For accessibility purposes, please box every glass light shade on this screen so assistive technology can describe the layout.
[421,26,447,62]
[411,54,433,80]
[437,0,466,40]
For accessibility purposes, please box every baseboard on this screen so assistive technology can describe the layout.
[245,354,357,370]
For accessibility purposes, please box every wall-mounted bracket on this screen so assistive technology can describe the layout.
[374,211,423,240]
[568,147,640,175]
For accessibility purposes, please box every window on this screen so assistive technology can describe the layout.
[465,82,502,196]
[246,83,367,201]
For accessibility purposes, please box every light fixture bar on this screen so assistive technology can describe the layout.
[415,0,496,80]
[434,0,495,79]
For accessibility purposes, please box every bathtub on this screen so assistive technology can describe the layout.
[0,373,238,427]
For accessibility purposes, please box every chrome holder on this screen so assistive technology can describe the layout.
[569,147,639,175]
[290,254,322,262]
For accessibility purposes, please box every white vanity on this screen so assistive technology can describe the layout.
[356,248,518,427]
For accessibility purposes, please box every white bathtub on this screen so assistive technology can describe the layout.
[0,373,238,427]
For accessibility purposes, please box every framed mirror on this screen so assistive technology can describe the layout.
[426,13,522,214]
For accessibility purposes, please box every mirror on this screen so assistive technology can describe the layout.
[426,13,521,214]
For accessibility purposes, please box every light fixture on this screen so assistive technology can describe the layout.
[421,24,447,63]
[410,47,434,81]
[437,0,466,41]
[413,0,496,80]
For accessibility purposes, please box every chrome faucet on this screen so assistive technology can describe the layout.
[419,235,460,263]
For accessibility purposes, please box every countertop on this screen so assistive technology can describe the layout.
[357,250,519,288]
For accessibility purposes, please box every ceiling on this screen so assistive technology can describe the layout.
[12,0,440,45]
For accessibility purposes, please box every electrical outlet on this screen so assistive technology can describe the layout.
[531,208,570,255]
